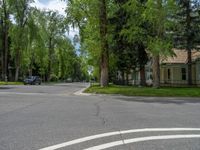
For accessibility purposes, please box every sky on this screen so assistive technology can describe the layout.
[31,0,79,43]
[31,0,66,15]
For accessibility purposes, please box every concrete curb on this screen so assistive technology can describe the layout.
[74,83,91,96]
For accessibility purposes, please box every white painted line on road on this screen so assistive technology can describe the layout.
[38,131,120,150]
[38,128,200,150]
[84,134,200,150]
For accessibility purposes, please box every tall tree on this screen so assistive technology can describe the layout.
[66,0,109,86]
[99,0,109,87]
[124,0,176,88]
[174,0,200,85]
[10,0,33,81]
[45,11,67,81]
[111,0,148,86]
[0,0,11,81]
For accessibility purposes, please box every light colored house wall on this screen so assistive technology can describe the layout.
[196,61,200,85]
[173,67,181,81]
[132,60,200,86]
[160,63,199,85]
[161,64,188,84]
[192,65,196,84]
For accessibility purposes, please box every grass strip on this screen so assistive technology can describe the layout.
[0,82,23,85]
[85,84,200,97]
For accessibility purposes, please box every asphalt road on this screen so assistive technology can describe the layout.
[0,83,200,150]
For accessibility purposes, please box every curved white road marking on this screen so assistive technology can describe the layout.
[38,128,200,150]
[84,134,200,150]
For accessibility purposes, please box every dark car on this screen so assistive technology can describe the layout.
[24,76,41,85]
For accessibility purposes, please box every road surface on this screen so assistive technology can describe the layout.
[0,83,200,150]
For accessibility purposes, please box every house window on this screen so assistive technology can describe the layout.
[181,68,186,80]
[167,69,171,80]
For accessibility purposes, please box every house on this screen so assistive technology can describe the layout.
[132,49,200,86]
[160,49,200,86]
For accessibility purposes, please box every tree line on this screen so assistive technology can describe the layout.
[0,0,88,82]
[1,0,200,87]
[66,0,200,88]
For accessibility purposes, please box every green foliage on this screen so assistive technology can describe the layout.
[2,0,199,86]
[123,0,177,56]
[0,81,23,85]
[50,74,59,82]
[0,0,87,82]
[174,0,200,49]
[148,38,173,56]
[66,0,101,80]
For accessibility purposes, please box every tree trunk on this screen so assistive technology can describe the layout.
[1,33,5,80]
[15,49,20,81]
[187,49,192,85]
[1,0,9,81]
[140,66,146,86]
[126,71,129,85]
[29,63,33,76]
[47,38,53,82]
[1,14,5,80]
[4,23,9,81]
[100,57,109,86]
[15,66,20,81]
[152,55,160,88]
[1,23,9,81]
[29,53,34,76]
[99,0,109,87]
[186,0,192,85]
[122,71,125,85]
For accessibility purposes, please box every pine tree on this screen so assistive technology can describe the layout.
[109,0,148,85]
[174,0,200,85]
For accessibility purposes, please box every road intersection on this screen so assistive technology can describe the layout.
[0,83,200,150]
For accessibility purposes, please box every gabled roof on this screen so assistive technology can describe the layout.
[161,49,200,64]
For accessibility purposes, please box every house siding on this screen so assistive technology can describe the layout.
[160,63,200,86]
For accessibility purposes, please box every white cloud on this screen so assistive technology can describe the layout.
[31,0,80,48]
[31,0,67,16]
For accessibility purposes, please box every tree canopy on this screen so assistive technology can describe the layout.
[1,0,200,87]
[0,0,87,82]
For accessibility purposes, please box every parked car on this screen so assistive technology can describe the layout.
[24,76,41,85]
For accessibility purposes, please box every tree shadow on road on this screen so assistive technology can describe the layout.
[115,96,200,105]
[0,87,14,90]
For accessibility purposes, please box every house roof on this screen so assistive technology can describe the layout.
[161,49,200,64]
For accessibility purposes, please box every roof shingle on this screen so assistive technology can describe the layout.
[161,49,200,64]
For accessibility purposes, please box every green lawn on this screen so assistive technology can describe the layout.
[85,84,200,97]
[0,81,23,85]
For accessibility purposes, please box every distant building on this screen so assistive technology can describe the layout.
[132,49,200,86]
[160,49,200,86]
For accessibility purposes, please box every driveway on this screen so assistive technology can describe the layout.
[0,83,200,150]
